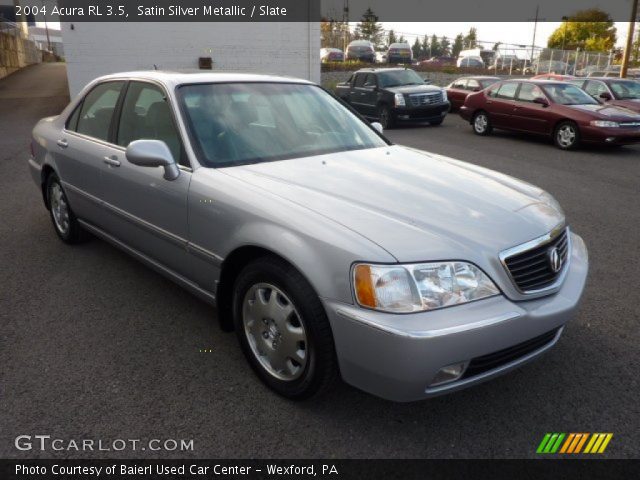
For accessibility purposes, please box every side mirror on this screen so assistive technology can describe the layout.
[371,122,384,134]
[423,78,432,84]
[126,139,180,181]
[533,97,549,106]
[599,92,612,101]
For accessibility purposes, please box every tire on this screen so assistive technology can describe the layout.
[232,256,338,399]
[429,118,444,126]
[472,111,492,135]
[45,173,88,244]
[554,121,580,150]
[378,104,395,129]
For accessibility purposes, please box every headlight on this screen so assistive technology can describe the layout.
[441,89,448,102]
[590,120,619,127]
[394,93,406,107]
[353,262,499,313]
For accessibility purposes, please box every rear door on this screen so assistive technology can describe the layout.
[486,82,519,128]
[55,81,125,221]
[448,78,468,109]
[350,73,372,115]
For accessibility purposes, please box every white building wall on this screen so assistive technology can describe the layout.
[61,22,320,97]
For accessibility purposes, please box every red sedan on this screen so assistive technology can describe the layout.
[567,77,640,114]
[446,76,500,111]
[459,79,640,149]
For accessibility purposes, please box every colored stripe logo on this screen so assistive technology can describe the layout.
[537,433,613,454]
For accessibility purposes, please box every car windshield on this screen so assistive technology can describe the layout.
[541,84,599,105]
[178,82,388,167]
[480,78,499,88]
[608,80,640,99]
[377,70,424,88]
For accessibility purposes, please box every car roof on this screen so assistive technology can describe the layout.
[92,70,313,88]
[354,67,410,73]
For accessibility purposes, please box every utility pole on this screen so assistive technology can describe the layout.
[529,6,546,65]
[620,0,638,78]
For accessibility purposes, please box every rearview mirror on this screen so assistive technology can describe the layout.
[126,139,180,181]
[371,122,384,134]
[533,97,549,106]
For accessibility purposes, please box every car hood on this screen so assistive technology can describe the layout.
[221,146,564,263]
[609,99,640,113]
[386,84,442,95]
[566,103,640,120]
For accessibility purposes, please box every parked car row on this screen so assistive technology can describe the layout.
[322,41,414,65]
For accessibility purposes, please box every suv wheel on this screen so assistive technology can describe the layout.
[554,121,580,150]
[233,256,338,399]
[472,111,492,135]
[378,104,395,129]
[46,173,88,244]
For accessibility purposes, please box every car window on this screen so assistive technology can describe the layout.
[542,84,598,105]
[584,81,609,98]
[75,81,125,141]
[567,80,585,89]
[179,82,387,168]
[452,79,467,89]
[354,74,366,88]
[467,79,480,90]
[517,83,545,102]
[117,81,185,166]
[608,80,640,99]
[486,83,501,97]
[66,104,82,131]
[495,83,518,100]
[363,74,377,88]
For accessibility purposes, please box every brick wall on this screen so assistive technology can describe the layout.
[62,22,321,97]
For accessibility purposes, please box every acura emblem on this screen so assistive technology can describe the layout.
[548,247,562,273]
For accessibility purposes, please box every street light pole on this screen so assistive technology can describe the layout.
[621,0,638,78]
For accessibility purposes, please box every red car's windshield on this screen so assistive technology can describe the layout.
[541,84,599,106]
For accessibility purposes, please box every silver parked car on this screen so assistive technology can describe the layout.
[29,71,588,402]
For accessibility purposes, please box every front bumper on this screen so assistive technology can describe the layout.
[393,102,450,122]
[323,232,588,402]
[580,125,640,145]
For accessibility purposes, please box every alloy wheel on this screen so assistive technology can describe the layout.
[474,113,488,133]
[50,182,70,236]
[557,125,576,148]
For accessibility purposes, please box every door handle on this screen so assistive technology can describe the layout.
[56,139,68,148]
[103,156,121,167]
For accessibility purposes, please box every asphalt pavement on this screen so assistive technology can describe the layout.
[1,64,638,459]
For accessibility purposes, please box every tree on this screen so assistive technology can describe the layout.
[452,34,465,57]
[354,8,384,46]
[387,29,397,46]
[421,35,430,58]
[464,27,478,49]
[412,37,422,59]
[430,34,441,57]
[547,8,616,52]
[398,35,406,44]
[440,36,451,56]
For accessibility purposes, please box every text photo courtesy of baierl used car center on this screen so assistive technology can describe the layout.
[1,0,639,477]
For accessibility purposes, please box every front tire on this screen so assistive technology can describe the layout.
[232,256,338,400]
[554,121,580,150]
[45,173,87,244]
[378,104,395,129]
[472,111,492,135]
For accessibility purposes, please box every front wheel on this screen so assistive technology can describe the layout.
[378,104,395,129]
[232,257,338,399]
[554,121,580,150]
[472,111,492,135]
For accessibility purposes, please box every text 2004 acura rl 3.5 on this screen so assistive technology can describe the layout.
[29,72,588,402]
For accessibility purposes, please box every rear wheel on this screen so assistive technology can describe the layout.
[45,173,87,244]
[554,121,580,150]
[378,104,395,129]
[472,111,492,135]
[233,256,338,399]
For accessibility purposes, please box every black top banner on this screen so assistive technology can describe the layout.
[15,0,639,22]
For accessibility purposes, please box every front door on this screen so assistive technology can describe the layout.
[511,83,550,134]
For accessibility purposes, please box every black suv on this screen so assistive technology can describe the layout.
[336,68,450,128]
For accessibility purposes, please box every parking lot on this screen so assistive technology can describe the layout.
[1,64,639,459]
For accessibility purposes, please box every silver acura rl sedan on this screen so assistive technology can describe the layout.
[29,71,588,402]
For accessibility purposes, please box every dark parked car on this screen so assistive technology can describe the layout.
[460,79,640,149]
[335,68,450,128]
[567,77,640,114]
[345,40,375,63]
[387,42,413,64]
[446,76,500,111]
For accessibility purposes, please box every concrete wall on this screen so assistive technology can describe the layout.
[62,22,320,97]
[0,29,41,79]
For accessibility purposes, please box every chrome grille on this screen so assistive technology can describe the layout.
[409,92,443,106]
[502,227,570,293]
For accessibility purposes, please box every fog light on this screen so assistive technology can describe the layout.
[429,362,467,387]
[605,137,616,142]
